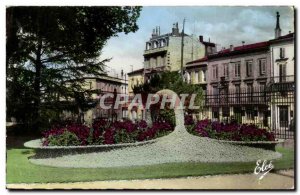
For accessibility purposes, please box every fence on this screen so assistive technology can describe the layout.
[204,77,295,139]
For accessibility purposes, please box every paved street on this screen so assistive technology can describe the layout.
[7,169,294,190]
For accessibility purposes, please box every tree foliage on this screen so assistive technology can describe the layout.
[6,6,142,130]
[133,71,204,113]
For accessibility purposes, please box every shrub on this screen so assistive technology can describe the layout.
[189,119,275,142]
[42,119,174,146]
[46,131,81,146]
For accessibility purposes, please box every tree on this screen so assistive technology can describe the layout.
[133,71,204,124]
[6,6,142,131]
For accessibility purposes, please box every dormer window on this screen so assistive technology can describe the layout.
[146,42,151,50]
[153,41,158,48]
[280,48,285,59]
[161,39,166,47]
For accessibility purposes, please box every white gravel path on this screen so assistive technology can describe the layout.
[29,124,282,168]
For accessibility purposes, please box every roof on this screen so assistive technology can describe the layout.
[209,41,270,59]
[269,32,294,43]
[186,40,270,66]
[186,56,208,65]
[127,68,144,75]
[202,41,216,47]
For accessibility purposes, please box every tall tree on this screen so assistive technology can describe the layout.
[133,72,204,124]
[6,6,142,131]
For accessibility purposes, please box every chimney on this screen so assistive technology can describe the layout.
[199,35,203,42]
[242,41,245,46]
[172,23,176,35]
[275,11,282,38]
[158,26,160,35]
[172,22,179,36]
[230,45,234,51]
[152,28,156,37]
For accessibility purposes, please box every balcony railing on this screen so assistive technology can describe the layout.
[271,75,294,83]
[144,46,168,55]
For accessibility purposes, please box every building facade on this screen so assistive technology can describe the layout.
[269,31,295,138]
[207,42,271,126]
[127,68,145,120]
[184,11,295,139]
[143,23,206,81]
[63,73,128,124]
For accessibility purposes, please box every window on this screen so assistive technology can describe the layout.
[259,82,266,91]
[146,42,151,50]
[279,106,289,127]
[246,108,254,120]
[223,63,229,78]
[212,86,218,104]
[213,87,218,95]
[161,39,166,47]
[246,60,253,77]
[234,62,241,77]
[212,107,219,119]
[258,58,266,75]
[280,48,285,59]
[247,83,253,102]
[279,64,287,82]
[222,107,230,117]
[259,82,266,102]
[212,65,218,80]
[203,70,207,82]
[194,71,199,83]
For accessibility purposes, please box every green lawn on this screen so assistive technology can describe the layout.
[6,147,294,184]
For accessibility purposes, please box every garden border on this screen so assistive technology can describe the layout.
[24,138,159,159]
[215,139,285,151]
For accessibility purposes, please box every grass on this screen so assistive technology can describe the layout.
[6,147,294,184]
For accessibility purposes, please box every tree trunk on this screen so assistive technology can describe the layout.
[33,39,43,131]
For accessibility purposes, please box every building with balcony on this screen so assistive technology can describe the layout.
[184,11,295,139]
[268,13,295,138]
[205,41,272,125]
[143,23,206,81]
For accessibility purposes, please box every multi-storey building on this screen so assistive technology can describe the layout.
[206,41,271,125]
[143,23,206,81]
[63,73,128,124]
[127,68,145,120]
[268,13,295,138]
[185,12,295,139]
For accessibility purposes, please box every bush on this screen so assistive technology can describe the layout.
[42,119,174,146]
[46,131,81,146]
[188,119,275,142]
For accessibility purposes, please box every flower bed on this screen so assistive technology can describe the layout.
[41,119,174,146]
[185,118,279,150]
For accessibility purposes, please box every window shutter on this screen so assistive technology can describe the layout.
[259,60,262,75]
[262,60,266,74]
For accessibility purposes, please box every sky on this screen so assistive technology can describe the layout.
[100,6,294,76]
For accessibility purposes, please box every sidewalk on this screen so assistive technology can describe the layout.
[7,170,294,190]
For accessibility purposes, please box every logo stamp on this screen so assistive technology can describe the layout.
[254,160,274,180]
